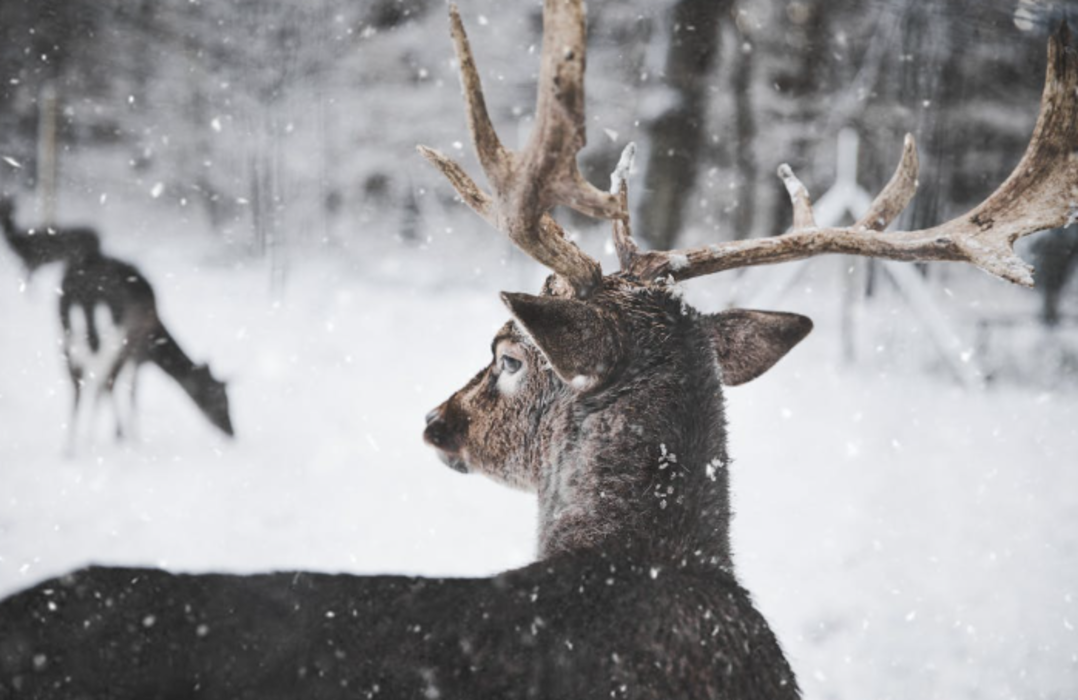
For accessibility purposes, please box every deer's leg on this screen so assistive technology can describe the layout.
[127,362,140,442]
[105,364,124,442]
[60,301,80,457]
[64,361,83,458]
[86,305,130,443]
[87,376,110,447]
[63,303,127,452]
[62,305,98,456]
[108,357,139,443]
[65,366,105,455]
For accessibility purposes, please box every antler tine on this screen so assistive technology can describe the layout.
[776,165,817,229]
[625,25,1077,288]
[778,134,918,234]
[527,0,624,221]
[855,133,920,232]
[609,143,640,269]
[418,0,630,299]
[446,4,509,187]
[416,145,495,224]
[776,136,918,234]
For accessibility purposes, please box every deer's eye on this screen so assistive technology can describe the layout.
[500,355,522,375]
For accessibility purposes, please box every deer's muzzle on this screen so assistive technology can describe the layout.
[423,405,469,474]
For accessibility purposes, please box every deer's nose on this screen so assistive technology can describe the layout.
[423,406,454,450]
[424,417,450,449]
[423,405,469,474]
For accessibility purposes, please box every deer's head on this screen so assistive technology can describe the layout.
[183,364,234,438]
[418,2,1077,558]
[424,278,811,491]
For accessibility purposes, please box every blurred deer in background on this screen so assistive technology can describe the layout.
[1,197,100,274]
[1,3,1075,698]
[1,198,233,452]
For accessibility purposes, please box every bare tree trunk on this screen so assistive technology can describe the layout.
[896,5,959,286]
[731,23,756,240]
[637,0,730,250]
[268,111,287,295]
[1033,227,1078,327]
[249,147,270,258]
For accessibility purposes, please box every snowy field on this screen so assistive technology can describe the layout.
[1,207,1076,700]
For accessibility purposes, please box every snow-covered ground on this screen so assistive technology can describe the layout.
[1,211,1076,700]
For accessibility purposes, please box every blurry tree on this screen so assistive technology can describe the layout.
[0,0,108,185]
[0,0,1070,327]
[130,0,359,258]
[754,0,850,238]
[1032,228,1078,327]
[636,0,730,250]
[729,11,757,240]
[1019,1,1078,325]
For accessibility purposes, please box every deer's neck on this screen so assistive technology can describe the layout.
[147,326,199,387]
[1,212,27,258]
[1,213,15,241]
[536,332,733,573]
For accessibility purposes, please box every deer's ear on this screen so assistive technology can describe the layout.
[701,309,812,386]
[501,292,618,390]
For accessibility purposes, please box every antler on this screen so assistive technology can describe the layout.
[417,1,627,299]
[620,25,1078,288]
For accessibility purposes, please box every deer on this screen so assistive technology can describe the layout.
[0,197,101,274]
[1,2,1075,697]
[0,198,234,452]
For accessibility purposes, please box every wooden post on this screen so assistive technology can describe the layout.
[37,82,59,226]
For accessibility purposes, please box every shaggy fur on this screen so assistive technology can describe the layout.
[0,275,808,699]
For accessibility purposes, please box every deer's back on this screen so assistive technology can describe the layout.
[0,558,796,699]
[58,254,159,357]
[60,255,155,315]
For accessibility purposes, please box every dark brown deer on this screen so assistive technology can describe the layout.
[1,4,1075,699]
[0,197,101,274]
[1,198,234,451]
